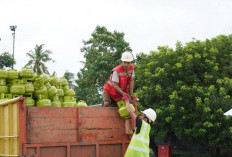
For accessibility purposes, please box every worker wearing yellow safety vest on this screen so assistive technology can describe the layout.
[123,96,157,157]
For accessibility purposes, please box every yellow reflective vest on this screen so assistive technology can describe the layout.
[124,120,150,157]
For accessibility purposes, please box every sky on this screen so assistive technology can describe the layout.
[0,0,232,77]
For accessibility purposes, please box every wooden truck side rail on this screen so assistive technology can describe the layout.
[0,97,130,157]
[0,97,26,157]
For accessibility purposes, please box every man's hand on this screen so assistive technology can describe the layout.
[130,95,137,100]
[122,93,129,101]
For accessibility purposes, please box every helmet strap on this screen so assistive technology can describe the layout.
[143,113,150,124]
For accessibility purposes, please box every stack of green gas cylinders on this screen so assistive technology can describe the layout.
[0,68,87,107]
[0,68,10,102]
[117,100,135,119]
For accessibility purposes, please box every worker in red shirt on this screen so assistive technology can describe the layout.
[103,51,135,107]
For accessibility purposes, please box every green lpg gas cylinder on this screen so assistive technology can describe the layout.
[23,78,34,83]
[53,95,59,101]
[45,82,51,89]
[62,102,75,107]
[25,97,35,107]
[62,85,69,92]
[0,93,12,102]
[19,67,34,78]
[12,79,24,85]
[8,79,23,88]
[0,86,8,94]
[24,83,34,93]
[12,94,23,99]
[51,96,61,107]
[34,86,47,96]
[118,104,135,119]
[37,98,51,107]
[48,86,57,97]
[37,74,49,84]
[33,80,43,90]
[0,68,8,79]
[10,84,25,94]
[7,69,18,79]
[31,73,37,82]
[63,96,73,102]
[52,100,61,107]
[0,69,8,79]
[50,76,58,86]
[0,79,6,86]
[57,89,64,97]
[117,100,126,108]
[59,77,68,86]
[64,89,75,96]
[77,100,88,107]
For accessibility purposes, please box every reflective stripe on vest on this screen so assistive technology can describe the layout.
[125,120,150,157]
[118,70,134,76]
[128,145,149,155]
[107,80,130,91]
[131,122,149,144]
[107,80,113,86]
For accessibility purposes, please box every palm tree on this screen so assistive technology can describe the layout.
[25,44,54,75]
[64,70,75,89]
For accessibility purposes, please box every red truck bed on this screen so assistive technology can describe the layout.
[0,97,130,157]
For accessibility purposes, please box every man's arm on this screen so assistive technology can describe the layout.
[125,100,136,122]
[112,71,126,96]
[113,82,126,96]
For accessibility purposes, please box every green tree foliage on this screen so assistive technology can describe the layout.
[75,26,132,105]
[75,70,102,105]
[25,44,54,75]
[135,35,232,152]
[0,52,15,68]
[0,38,15,68]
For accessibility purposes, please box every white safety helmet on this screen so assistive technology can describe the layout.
[121,51,134,62]
[142,108,157,123]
